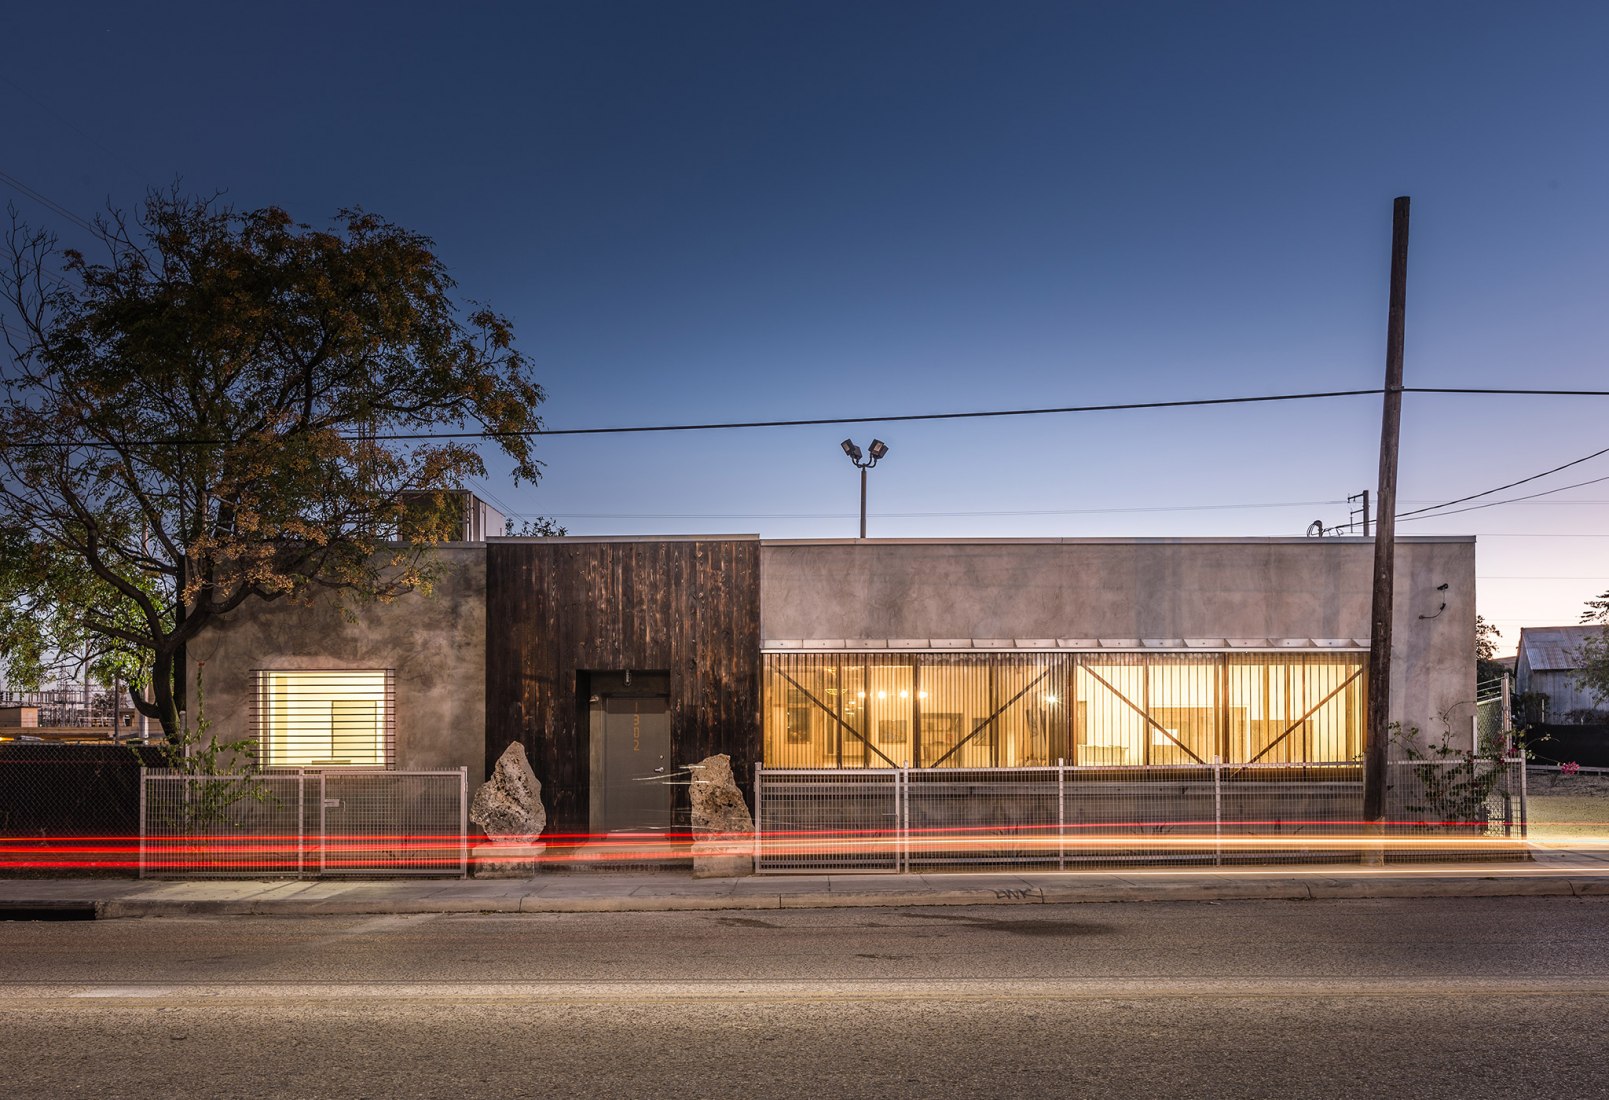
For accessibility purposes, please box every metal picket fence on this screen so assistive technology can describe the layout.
[139,768,468,878]
[753,759,1527,873]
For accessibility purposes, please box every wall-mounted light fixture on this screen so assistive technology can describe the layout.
[1419,582,1450,620]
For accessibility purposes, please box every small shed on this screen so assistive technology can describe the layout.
[1515,625,1609,720]
[0,705,39,728]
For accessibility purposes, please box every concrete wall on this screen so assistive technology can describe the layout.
[759,537,1477,748]
[187,535,1478,773]
[187,546,488,779]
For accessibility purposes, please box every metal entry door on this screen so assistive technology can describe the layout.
[599,694,673,831]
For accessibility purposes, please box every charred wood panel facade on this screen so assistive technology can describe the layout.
[485,537,761,831]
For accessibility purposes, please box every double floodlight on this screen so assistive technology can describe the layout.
[840,437,890,538]
[840,438,889,467]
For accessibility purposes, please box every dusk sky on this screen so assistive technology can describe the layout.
[5,1,1608,653]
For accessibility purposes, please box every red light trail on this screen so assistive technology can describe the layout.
[0,821,1600,874]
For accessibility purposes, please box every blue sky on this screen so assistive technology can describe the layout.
[5,1,1608,651]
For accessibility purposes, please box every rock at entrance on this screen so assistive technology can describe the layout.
[688,754,753,878]
[471,741,546,843]
[689,754,754,834]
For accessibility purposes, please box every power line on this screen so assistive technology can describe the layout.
[2,382,1607,453]
[1399,470,1609,523]
[362,386,1609,443]
[388,388,1388,441]
[1407,387,1609,398]
[0,387,1386,450]
[0,169,100,236]
[1396,440,1609,520]
[189,385,1609,445]
[0,77,147,187]
[515,499,1347,521]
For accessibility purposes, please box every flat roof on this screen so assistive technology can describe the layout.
[486,533,760,543]
[757,536,1475,546]
[424,534,1476,547]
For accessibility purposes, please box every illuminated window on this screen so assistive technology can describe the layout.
[254,670,394,768]
[763,652,1365,768]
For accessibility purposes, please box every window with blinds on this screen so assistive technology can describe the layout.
[253,670,395,768]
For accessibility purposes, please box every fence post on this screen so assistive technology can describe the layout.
[753,762,763,874]
[1213,758,1223,867]
[137,768,147,880]
[1518,756,1528,839]
[1057,758,1066,872]
[317,771,328,876]
[458,766,469,878]
[1501,672,1513,744]
[899,767,910,874]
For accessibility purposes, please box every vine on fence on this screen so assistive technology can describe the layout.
[1388,720,1522,826]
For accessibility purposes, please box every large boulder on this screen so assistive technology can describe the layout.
[471,741,546,843]
[689,753,754,834]
[688,754,753,878]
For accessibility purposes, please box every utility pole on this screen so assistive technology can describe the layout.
[1348,489,1371,537]
[1363,196,1410,824]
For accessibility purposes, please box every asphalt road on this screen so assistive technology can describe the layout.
[5,896,1608,1099]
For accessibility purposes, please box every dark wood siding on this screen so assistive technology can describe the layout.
[485,538,761,831]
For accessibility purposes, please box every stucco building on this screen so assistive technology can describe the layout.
[189,530,1477,835]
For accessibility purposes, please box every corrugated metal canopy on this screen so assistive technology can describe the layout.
[1519,625,1608,671]
[762,638,1369,652]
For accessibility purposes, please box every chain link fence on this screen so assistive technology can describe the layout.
[755,759,1528,873]
[1476,695,1509,752]
[1,744,165,839]
[139,768,467,878]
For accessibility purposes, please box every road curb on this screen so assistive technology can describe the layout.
[69,873,1605,918]
[1303,876,1579,900]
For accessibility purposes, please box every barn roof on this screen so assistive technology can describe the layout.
[1518,625,1608,672]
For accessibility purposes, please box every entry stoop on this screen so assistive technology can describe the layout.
[538,833,698,874]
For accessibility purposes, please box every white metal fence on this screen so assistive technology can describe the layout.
[139,768,468,878]
[753,759,1528,873]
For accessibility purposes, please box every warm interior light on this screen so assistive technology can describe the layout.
[763,652,1365,769]
[259,670,390,767]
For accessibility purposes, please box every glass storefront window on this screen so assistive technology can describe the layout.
[764,652,1364,768]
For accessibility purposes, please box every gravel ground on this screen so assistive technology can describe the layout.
[1526,769,1609,838]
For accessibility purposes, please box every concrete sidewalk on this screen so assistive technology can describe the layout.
[3,845,1608,919]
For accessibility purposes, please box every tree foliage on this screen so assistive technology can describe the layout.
[1475,613,1508,686]
[1575,592,1609,707]
[0,191,548,736]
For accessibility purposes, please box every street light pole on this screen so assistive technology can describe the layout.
[859,465,868,539]
[840,438,889,539]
